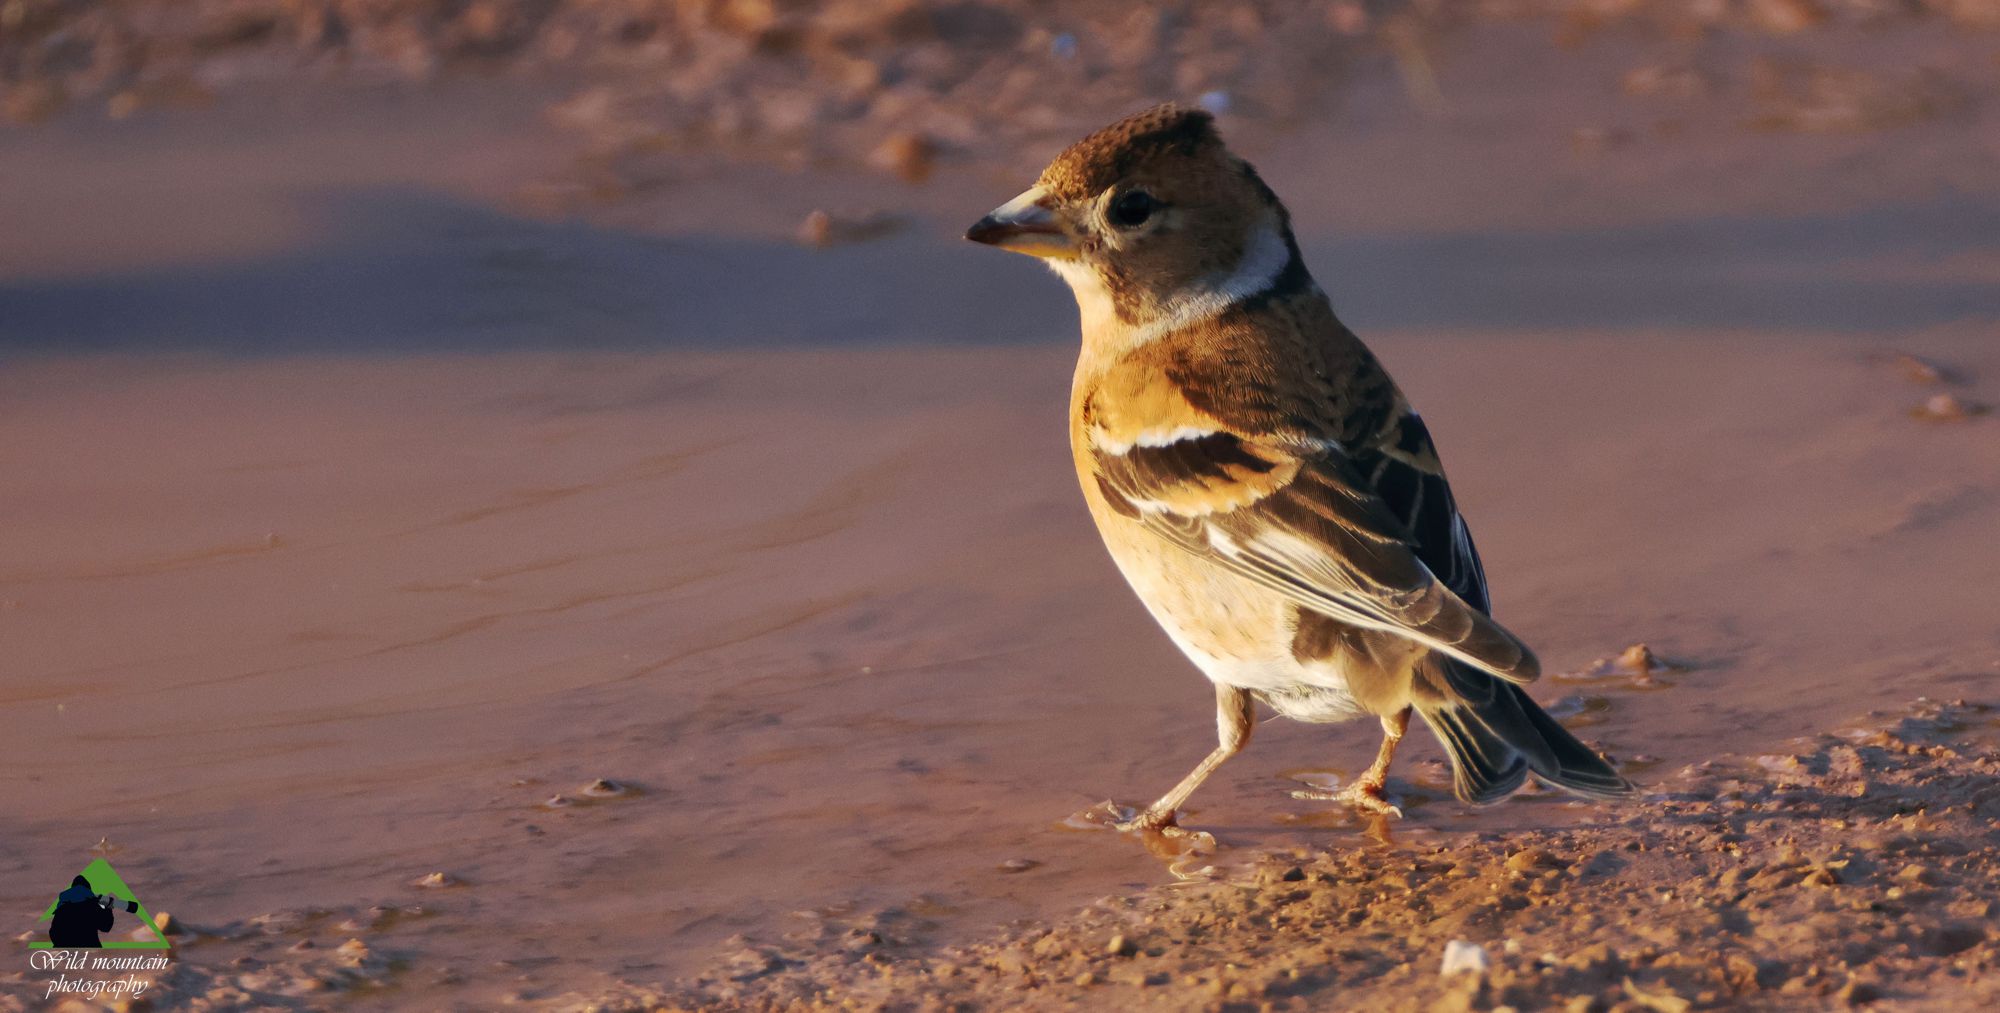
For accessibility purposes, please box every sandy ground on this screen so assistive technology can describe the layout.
[3,11,2000,1012]
[2,331,1995,1010]
[670,699,2000,1011]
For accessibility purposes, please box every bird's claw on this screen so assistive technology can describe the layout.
[1293,782,1402,818]
[1343,787,1403,819]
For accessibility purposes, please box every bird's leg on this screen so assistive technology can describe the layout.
[1119,685,1255,832]
[1339,708,1409,817]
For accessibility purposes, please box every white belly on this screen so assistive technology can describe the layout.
[1096,518,1365,722]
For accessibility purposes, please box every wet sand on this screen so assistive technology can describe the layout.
[4,15,2000,1011]
[2,328,1995,1008]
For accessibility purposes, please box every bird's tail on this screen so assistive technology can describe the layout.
[1414,657,1635,804]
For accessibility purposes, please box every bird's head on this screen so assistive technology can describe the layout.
[965,104,1303,340]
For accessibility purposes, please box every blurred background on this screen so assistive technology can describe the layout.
[3,1,1998,1008]
[5,0,1999,350]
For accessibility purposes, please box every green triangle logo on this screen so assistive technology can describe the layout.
[30,858,172,950]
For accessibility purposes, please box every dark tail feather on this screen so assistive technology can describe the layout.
[1417,662,1635,805]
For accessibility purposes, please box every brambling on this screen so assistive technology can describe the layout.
[967,105,1632,830]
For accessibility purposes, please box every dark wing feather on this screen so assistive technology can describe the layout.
[1092,429,1538,684]
[1349,412,1492,614]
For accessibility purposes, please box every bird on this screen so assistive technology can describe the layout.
[965,104,1633,830]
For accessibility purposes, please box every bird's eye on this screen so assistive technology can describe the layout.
[1108,190,1159,229]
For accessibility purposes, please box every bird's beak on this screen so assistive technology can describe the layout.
[964,187,1075,258]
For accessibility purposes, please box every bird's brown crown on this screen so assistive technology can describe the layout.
[1035,104,1224,204]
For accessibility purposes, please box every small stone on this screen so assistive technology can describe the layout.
[725,947,780,980]
[2,80,64,125]
[1838,975,1881,1005]
[1441,939,1490,976]
[796,209,902,248]
[868,132,936,183]
[1892,353,1949,384]
[579,778,627,798]
[411,871,457,889]
[336,906,393,932]
[992,948,1029,976]
[798,210,833,248]
[106,91,143,120]
[1107,933,1136,957]
[1327,1,1369,33]
[997,858,1041,874]
[1749,0,1826,32]
[1617,644,1665,672]
[1110,965,1152,987]
[1912,392,1985,421]
[1281,866,1306,882]
[1506,849,1552,875]
[150,910,183,936]
[1622,976,1692,1013]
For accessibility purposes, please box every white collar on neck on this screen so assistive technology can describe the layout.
[1052,222,1296,348]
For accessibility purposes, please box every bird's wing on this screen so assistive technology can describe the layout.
[1346,410,1493,616]
[1090,421,1537,684]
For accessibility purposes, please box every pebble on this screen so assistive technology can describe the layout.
[1,80,65,125]
[796,209,903,248]
[337,906,394,932]
[1837,975,1882,1004]
[1505,849,1553,874]
[411,871,458,889]
[1621,976,1692,1013]
[1892,353,1950,384]
[1749,0,1826,33]
[1440,939,1490,976]
[867,131,936,183]
[997,858,1040,874]
[1106,933,1136,957]
[992,948,1028,976]
[1911,392,1985,421]
[579,778,628,798]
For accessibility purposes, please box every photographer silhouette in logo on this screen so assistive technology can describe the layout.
[49,874,130,948]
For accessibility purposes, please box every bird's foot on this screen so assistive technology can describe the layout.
[1338,780,1403,819]
[1291,779,1402,818]
[1115,807,1180,833]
